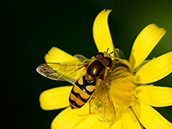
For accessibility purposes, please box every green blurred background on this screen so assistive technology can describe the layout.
[4,0,172,129]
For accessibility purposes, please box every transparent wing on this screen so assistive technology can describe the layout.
[74,54,89,62]
[91,79,116,126]
[36,62,87,84]
[115,48,125,59]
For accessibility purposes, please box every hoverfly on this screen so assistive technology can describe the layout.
[36,50,117,126]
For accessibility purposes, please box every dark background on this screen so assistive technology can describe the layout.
[4,0,172,129]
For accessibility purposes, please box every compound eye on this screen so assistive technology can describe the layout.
[102,57,112,67]
[95,52,104,60]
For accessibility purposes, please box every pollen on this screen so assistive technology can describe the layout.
[108,59,137,111]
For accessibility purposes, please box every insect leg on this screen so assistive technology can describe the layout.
[89,99,92,114]
[88,96,95,114]
[109,125,112,129]
[130,107,145,129]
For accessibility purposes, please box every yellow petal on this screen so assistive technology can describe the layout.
[132,102,172,129]
[129,24,166,70]
[136,85,172,107]
[93,9,115,56]
[73,114,105,129]
[44,47,84,84]
[136,51,172,84]
[88,116,110,129]
[39,86,72,110]
[122,109,142,129]
[111,118,122,129]
[51,104,102,129]
[45,47,80,63]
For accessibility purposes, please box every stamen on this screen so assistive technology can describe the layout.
[109,59,137,111]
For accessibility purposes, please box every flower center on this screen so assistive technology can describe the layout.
[107,59,137,112]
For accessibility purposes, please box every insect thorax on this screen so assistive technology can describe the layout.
[86,60,106,80]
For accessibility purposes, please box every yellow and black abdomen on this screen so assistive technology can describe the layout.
[69,76,96,109]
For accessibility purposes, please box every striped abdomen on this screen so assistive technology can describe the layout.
[69,76,96,109]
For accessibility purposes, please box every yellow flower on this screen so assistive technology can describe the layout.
[39,9,172,129]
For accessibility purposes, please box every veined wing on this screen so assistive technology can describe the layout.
[36,62,87,84]
[74,54,89,62]
[91,79,116,126]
